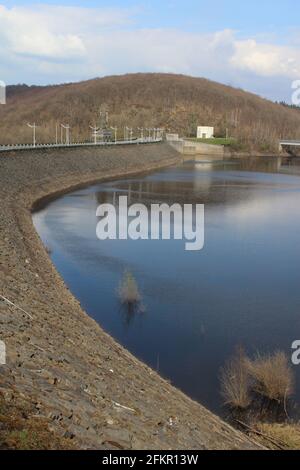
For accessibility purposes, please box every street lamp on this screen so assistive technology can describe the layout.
[146,128,152,141]
[125,126,133,141]
[90,125,100,145]
[138,128,144,141]
[27,123,37,147]
[61,123,70,146]
[110,127,117,144]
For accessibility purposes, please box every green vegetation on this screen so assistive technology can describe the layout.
[187,137,237,146]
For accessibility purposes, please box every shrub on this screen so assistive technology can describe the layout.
[247,351,294,403]
[118,271,141,305]
[220,346,251,409]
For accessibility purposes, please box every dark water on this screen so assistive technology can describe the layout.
[33,157,300,414]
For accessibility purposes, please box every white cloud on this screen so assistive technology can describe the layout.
[0,4,131,60]
[0,3,299,100]
[231,39,300,78]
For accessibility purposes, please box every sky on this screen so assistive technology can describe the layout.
[1,1,300,101]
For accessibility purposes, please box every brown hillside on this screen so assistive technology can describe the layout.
[1,73,300,150]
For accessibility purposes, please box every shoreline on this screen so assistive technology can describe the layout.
[0,143,262,450]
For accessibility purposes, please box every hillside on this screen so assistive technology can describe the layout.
[1,73,300,150]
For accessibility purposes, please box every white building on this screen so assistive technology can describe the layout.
[197,126,214,139]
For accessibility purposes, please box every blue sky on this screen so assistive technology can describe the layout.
[2,0,299,35]
[1,1,300,101]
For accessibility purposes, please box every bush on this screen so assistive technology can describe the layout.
[247,351,294,403]
[220,346,251,409]
[118,271,141,305]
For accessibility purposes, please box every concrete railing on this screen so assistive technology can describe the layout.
[0,137,163,153]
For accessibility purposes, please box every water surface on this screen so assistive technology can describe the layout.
[33,157,300,414]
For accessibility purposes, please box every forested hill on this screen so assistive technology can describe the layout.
[1,73,300,150]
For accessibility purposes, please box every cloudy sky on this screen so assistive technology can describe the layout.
[1,0,300,101]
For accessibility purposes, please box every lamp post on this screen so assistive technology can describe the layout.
[90,125,100,145]
[138,128,144,141]
[61,124,70,146]
[126,126,133,142]
[110,127,117,144]
[146,128,151,141]
[27,123,37,147]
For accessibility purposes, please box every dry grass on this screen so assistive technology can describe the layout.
[247,352,294,403]
[0,392,75,450]
[220,346,251,409]
[251,423,300,450]
[118,271,141,305]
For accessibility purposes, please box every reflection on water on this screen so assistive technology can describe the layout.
[33,156,300,414]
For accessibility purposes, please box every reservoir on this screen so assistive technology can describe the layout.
[33,157,300,414]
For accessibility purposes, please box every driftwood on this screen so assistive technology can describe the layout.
[235,419,287,450]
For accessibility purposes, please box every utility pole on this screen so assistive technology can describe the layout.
[55,123,58,145]
[90,125,100,145]
[27,123,37,147]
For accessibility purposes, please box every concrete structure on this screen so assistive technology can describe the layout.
[197,126,214,139]
[168,138,224,158]
[279,140,300,152]
[166,133,180,141]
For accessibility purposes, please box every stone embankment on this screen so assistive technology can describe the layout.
[0,143,262,449]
